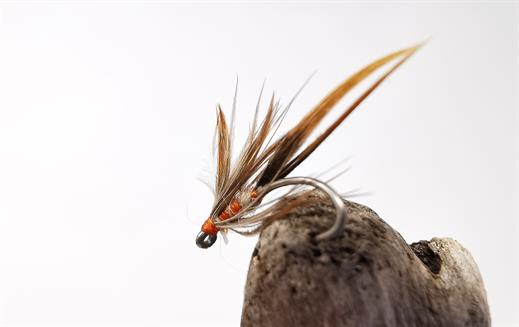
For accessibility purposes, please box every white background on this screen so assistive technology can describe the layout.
[0,2,517,326]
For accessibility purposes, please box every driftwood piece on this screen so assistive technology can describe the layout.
[241,192,490,327]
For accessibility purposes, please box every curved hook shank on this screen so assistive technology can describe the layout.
[260,177,347,240]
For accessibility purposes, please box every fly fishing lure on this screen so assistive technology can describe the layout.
[196,45,421,249]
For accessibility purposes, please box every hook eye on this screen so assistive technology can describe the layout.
[196,231,217,249]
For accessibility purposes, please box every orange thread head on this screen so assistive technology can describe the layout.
[251,190,258,199]
[219,210,230,221]
[230,199,241,214]
[201,217,218,235]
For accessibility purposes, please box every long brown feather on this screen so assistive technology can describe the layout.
[256,44,420,186]
[214,105,231,196]
[279,44,421,178]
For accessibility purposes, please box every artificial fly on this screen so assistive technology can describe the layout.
[195,44,421,249]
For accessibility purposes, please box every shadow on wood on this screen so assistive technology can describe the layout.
[241,191,490,327]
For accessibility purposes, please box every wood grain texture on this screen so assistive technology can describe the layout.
[241,192,490,327]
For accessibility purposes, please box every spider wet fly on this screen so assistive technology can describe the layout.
[195,45,421,249]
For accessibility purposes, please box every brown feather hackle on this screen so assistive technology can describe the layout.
[208,44,422,233]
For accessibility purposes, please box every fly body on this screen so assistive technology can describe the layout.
[195,45,422,249]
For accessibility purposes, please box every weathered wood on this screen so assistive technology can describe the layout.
[241,192,490,327]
